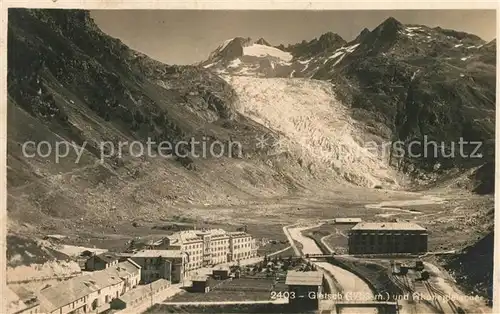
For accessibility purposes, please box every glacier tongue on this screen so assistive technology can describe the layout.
[226,75,399,188]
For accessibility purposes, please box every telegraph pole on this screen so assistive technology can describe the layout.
[150,282,153,308]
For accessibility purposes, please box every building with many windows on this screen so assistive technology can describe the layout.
[228,231,257,262]
[162,229,257,270]
[206,229,231,265]
[130,250,187,284]
[164,231,205,270]
[348,222,428,255]
[37,259,141,314]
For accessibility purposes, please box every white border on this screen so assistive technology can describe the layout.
[0,2,498,314]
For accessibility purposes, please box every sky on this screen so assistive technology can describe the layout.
[91,10,496,65]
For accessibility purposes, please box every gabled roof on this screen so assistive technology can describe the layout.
[95,252,119,263]
[213,266,230,272]
[117,279,170,304]
[191,275,209,282]
[227,231,250,238]
[39,260,140,312]
[39,272,123,312]
[132,250,184,258]
[7,286,37,314]
[285,271,323,286]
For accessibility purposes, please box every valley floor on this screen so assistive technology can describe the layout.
[8,185,493,304]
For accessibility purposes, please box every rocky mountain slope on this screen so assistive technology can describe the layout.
[8,9,495,227]
[201,37,295,77]
[203,17,495,192]
[7,9,345,228]
[200,18,495,301]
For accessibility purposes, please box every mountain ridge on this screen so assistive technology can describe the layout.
[202,17,495,192]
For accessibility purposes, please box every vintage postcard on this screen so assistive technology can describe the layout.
[1,2,498,314]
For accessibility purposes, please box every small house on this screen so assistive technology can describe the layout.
[285,271,324,310]
[85,253,119,271]
[212,267,230,280]
[110,279,170,310]
[191,276,210,293]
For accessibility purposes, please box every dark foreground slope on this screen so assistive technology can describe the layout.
[7,9,337,230]
[444,231,494,304]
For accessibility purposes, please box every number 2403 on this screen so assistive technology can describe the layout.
[271,291,296,299]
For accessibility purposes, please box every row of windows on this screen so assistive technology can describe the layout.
[185,242,203,249]
[233,237,251,243]
[186,249,202,255]
[233,251,253,259]
[182,237,253,250]
[352,237,424,245]
[184,238,232,250]
[186,261,204,269]
[212,239,229,245]
[212,252,227,257]
[233,243,251,249]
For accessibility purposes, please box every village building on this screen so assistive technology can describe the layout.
[228,231,257,262]
[110,279,170,310]
[7,286,41,314]
[285,271,324,310]
[190,276,211,293]
[85,252,119,271]
[334,218,362,224]
[212,267,231,280]
[161,229,258,270]
[164,231,204,270]
[348,222,428,255]
[130,250,187,284]
[37,259,141,314]
[205,229,231,265]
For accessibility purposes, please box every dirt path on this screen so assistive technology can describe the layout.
[286,222,376,314]
[365,195,446,211]
[268,245,292,257]
[283,193,490,314]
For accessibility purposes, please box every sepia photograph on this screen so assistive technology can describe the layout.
[3,6,497,314]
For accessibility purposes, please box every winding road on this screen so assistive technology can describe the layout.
[284,223,377,314]
[282,192,492,314]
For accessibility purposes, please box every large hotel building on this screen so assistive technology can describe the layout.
[347,222,428,255]
[163,229,257,270]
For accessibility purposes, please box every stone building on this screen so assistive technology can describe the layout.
[348,222,428,255]
[285,271,324,311]
[37,259,140,314]
[228,231,257,262]
[85,253,119,271]
[162,229,258,270]
[130,250,187,284]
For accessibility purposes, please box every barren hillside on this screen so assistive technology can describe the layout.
[7,9,356,230]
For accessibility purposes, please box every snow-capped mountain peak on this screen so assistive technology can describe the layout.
[201,37,294,77]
